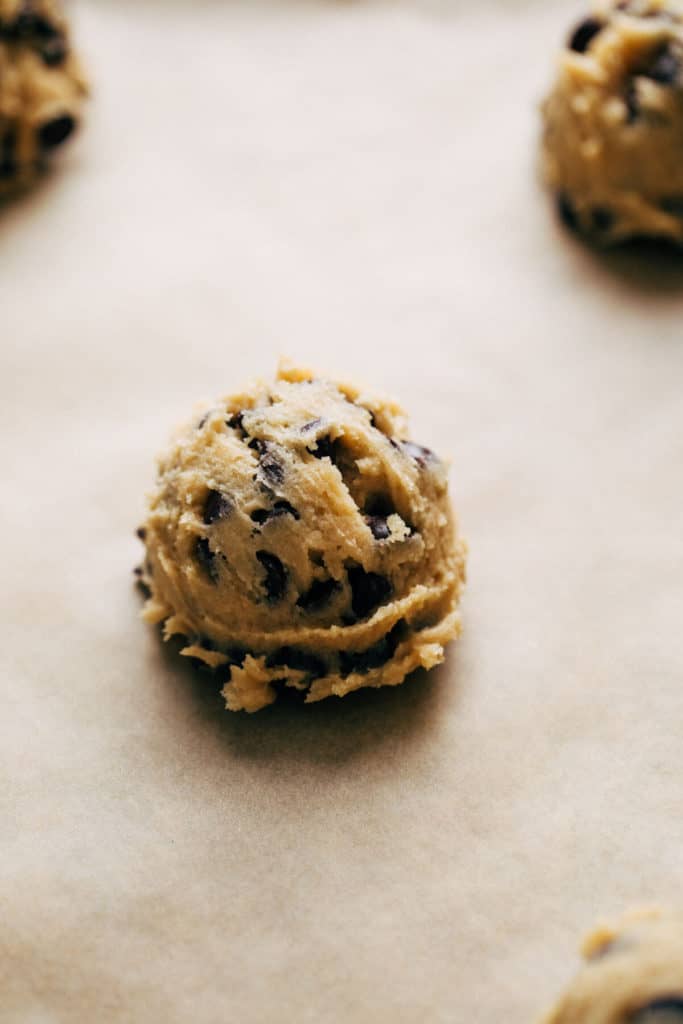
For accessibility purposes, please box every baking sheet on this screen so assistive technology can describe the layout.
[3,1,683,1021]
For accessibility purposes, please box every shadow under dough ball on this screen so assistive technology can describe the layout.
[0,0,87,196]
[137,363,467,713]
[539,908,683,1023]
[541,0,683,245]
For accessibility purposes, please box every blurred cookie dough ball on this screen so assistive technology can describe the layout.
[540,908,683,1023]
[138,363,467,713]
[541,1,683,244]
[0,0,87,196]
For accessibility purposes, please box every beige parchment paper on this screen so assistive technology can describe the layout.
[3,1,683,1021]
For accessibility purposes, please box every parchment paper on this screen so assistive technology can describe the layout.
[3,1,683,1021]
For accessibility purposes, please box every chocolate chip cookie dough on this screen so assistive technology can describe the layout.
[541,1,683,244]
[138,363,467,713]
[540,909,683,1023]
[0,0,87,196]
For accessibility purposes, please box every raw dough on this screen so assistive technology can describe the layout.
[541,0,683,244]
[540,908,683,1023]
[0,0,87,196]
[138,363,467,713]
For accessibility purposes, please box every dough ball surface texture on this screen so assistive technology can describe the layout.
[541,909,683,1024]
[139,364,467,713]
[0,0,86,196]
[541,0,683,244]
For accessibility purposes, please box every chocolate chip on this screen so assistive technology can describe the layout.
[625,79,640,122]
[590,206,614,233]
[366,516,391,540]
[347,567,392,620]
[365,493,394,517]
[37,114,75,150]
[40,33,67,66]
[251,500,299,525]
[301,418,324,434]
[226,411,246,436]
[256,550,287,602]
[644,44,680,84]
[296,577,339,611]
[0,130,17,179]
[267,647,325,678]
[136,526,147,541]
[629,998,683,1022]
[660,196,683,216]
[195,537,219,583]
[401,440,435,469]
[557,192,579,230]
[134,570,151,597]
[0,156,16,179]
[195,634,216,651]
[11,1,37,35]
[308,435,337,461]
[251,440,285,487]
[274,500,299,519]
[13,2,59,38]
[339,622,403,676]
[203,489,232,525]
[568,17,605,53]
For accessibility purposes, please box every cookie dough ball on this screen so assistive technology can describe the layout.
[541,1,683,244]
[0,0,87,196]
[541,908,683,1023]
[138,363,467,713]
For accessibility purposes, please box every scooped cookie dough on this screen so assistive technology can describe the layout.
[138,363,467,713]
[540,908,683,1023]
[0,0,87,196]
[541,1,683,244]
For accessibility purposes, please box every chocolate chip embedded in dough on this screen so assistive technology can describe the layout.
[266,647,325,678]
[296,577,339,611]
[401,440,436,469]
[251,500,299,526]
[0,131,17,179]
[590,206,614,233]
[203,489,232,525]
[568,17,605,54]
[625,79,640,123]
[226,411,247,437]
[13,2,60,38]
[347,567,392,620]
[40,33,67,66]
[629,997,683,1022]
[251,440,286,487]
[256,550,287,602]
[644,44,680,85]
[366,516,391,541]
[195,537,219,583]
[339,622,403,676]
[301,418,325,434]
[37,113,75,150]
[557,192,579,230]
[308,434,337,461]
[273,499,300,520]
[660,196,683,217]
